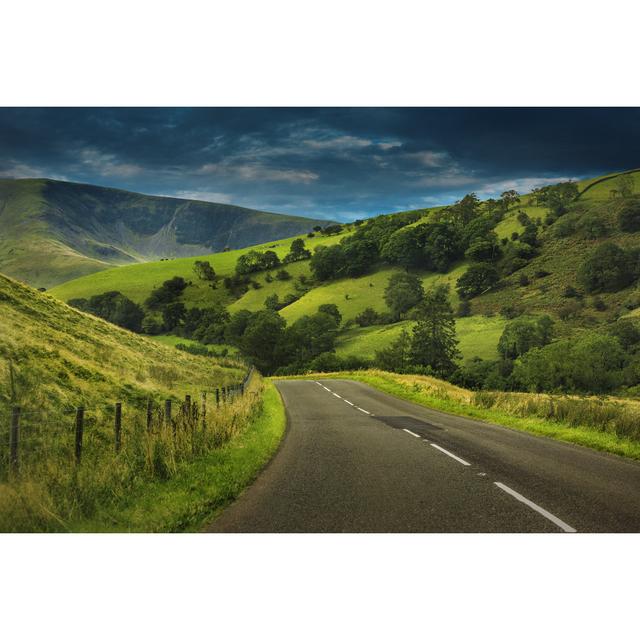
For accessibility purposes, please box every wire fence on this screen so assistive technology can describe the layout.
[0,367,256,480]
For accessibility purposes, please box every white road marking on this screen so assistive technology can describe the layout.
[332,392,341,398]
[344,400,354,406]
[403,428,421,438]
[430,443,471,466]
[494,482,576,533]
[357,407,371,415]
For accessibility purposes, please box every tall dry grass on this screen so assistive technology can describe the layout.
[0,374,264,532]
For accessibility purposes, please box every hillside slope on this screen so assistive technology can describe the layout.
[0,178,327,288]
[0,273,244,416]
[49,169,640,371]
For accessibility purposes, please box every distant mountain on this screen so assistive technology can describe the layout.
[0,178,328,288]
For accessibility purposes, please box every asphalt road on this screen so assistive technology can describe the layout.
[207,379,640,532]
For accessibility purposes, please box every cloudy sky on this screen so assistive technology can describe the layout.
[0,107,638,221]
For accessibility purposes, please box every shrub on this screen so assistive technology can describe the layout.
[355,307,381,327]
[456,263,500,299]
[618,199,640,232]
[577,242,635,293]
[518,273,530,287]
[558,300,582,320]
[456,299,471,317]
[275,269,292,281]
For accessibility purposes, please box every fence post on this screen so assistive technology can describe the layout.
[75,406,85,464]
[146,398,153,433]
[165,399,172,431]
[114,402,122,453]
[9,407,20,473]
[222,387,226,403]
[215,388,220,408]
[201,392,207,431]
[184,394,191,425]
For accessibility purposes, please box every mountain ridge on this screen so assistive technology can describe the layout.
[0,178,328,288]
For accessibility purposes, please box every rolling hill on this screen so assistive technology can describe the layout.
[0,272,244,416]
[0,178,328,288]
[48,169,640,368]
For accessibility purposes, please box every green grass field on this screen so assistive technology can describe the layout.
[335,315,507,362]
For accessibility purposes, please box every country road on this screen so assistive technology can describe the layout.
[207,379,640,533]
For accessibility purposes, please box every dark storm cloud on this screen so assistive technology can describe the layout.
[0,108,638,220]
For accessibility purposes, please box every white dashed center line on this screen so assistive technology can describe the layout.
[430,443,471,466]
[494,482,577,533]
[332,392,341,398]
[357,407,371,415]
[344,400,354,406]
[402,428,421,438]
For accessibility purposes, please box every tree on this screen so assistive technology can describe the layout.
[497,316,554,360]
[285,312,339,365]
[241,310,286,373]
[375,329,412,372]
[618,174,635,199]
[261,250,281,270]
[162,302,186,331]
[500,190,520,211]
[608,319,640,351]
[449,193,481,226]
[409,285,459,376]
[69,290,145,332]
[283,238,311,263]
[618,200,640,232]
[384,272,424,316]
[380,228,423,269]
[275,269,291,281]
[456,263,500,299]
[340,237,378,277]
[310,245,347,281]
[264,293,281,311]
[318,304,342,325]
[193,260,216,281]
[465,236,502,262]
[577,242,635,293]
[419,222,463,272]
[322,224,343,235]
[355,307,380,327]
[190,306,230,344]
[224,309,253,345]
[145,276,188,309]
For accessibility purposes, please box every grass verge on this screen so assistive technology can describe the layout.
[71,381,286,532]
[275,370,640,461]
[0,380,286,532]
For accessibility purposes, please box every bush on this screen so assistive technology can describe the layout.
[456,263,500,299]
[355,307,381,327]
[577,242,636,293]
[558,300,582,320]
[275,269,292,281]
[618,199,640,232]
[518,273,530,287]
[592,297,607,311]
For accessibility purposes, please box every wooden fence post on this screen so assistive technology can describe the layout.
[75,406,84,464]
[165,399,172,431]
[222,387,226,403]
[146,398,153,433]
[9,407,20,473]
[114,402,122,453]
[215,388,220,408]
[201,392,207,431]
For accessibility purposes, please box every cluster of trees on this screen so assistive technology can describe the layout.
[235,249,281,275]
[374,285,460,377]
[69,291,145,332]
[531,181,579,219]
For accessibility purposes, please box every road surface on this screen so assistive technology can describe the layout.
[207,379,640,532]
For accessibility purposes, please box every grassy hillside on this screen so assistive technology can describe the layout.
[48,169,640,375]
[0,178,327,288]
[0,274,291,532]
[0,273,244,415]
